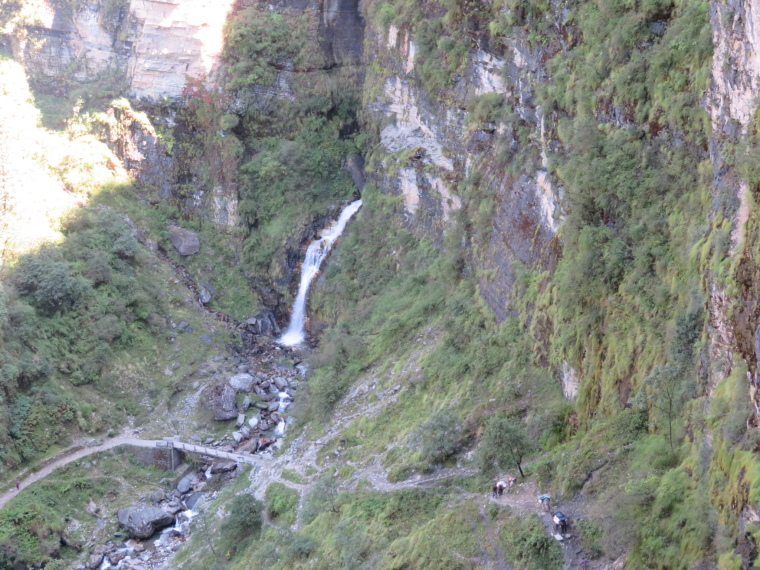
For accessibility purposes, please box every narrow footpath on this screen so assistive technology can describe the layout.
[0,435,264,509]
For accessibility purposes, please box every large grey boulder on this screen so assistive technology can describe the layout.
[169,227,200,256]
[242,310,281,337]
[210,461,237,474]
[177,476,192,493]
[88,554,103,569]
[229,373,254,392]
[203,383,238,421]
[273,377,289,390]
[117,506,174,539]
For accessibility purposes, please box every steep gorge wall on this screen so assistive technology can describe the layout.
[364,22,559,323]
[8,0,236,99]
[708,0,760,411]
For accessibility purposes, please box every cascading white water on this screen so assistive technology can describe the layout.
[279,199,362,346]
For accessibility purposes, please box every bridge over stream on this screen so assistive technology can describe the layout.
[0,436,265,509]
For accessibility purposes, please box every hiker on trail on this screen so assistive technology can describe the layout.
[492,484,498,499]
[553,512,568,534]
[538,494,551,511]
[15,481,19,491]
[496,480,507,496]
[580,559,590,570]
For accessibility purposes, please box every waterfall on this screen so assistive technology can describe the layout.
[279,199,362,346]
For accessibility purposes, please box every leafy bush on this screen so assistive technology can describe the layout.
[265,482,299,526]
[287,533,317,560]
[408,409,465,466]
[501,513,563,569]
[220,494,263,543]
[14,252,89,315]
[301,474,338,525]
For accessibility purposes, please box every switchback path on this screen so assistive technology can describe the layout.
[0,436,263,509]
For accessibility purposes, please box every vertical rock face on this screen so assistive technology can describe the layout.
[11,0,236,100]
[366,23,559,320]
[708,0,760,135]
[320,0,364,67]
[128,0,236,98]
[705,0,760,405]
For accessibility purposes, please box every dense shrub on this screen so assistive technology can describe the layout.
[265,483,299,526]
[408,409,465,466]
[220,494,263,542]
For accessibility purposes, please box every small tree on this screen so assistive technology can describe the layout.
[477,415,534,478]
[408,409,464,466]
[220,493,264,543]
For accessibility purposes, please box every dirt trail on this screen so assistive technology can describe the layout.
[0,436,162,508]
[0,436,264,509]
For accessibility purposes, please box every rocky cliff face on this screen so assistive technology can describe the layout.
[706,0,760,411]
[9,0,236,99]
[365,23,559,322]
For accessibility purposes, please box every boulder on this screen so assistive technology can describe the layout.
[229,373,254,392]
[199,288,212,304]
[203,383,238,421]
[150,490,166,503]
[185,492,205,509]
[268,401,280,412]
[241,396,251,411]
[242,310,281,337]
[85,499,99,515]
[258,437,276,450]
[232,431,242,443]
[237,439,259,453]
[88,553,104,569]
[241,426,251,438]
[210,461,238,474]
[236,414,245,427]
[117,506,174,539]
[109,551,127,565]
[177,476,192,493]
[169,227,200,256]
[165,503,183,515]
[248,417,259,429]
[273,377,289,390]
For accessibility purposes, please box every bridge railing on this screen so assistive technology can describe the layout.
[156,440,259,465]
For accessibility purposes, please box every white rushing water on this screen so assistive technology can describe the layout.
[279,199,362,346]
